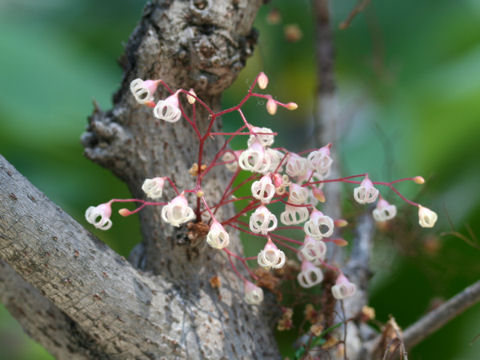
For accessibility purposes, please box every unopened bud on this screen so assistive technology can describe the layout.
[266,98,277,115]
[186,88,197,104]
[313,187,326,203]
[414,176,425,184]
[196,190,205,198]
[286,102,298,110]
[331,238,348,247]
[258,72,269,90]
[272,173,283,188]
[118,208,131,217]
[334,219,348,227]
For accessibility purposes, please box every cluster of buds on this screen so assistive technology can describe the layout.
[85,72,438,307]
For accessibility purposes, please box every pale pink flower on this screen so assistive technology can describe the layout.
[142,177,165,199]
[153,91,182,123]
[297,260,323,288]
[238,140,271,174]
[244,281,264,305]
[257,239,286,269]
[161,194,195,227]
[298,236,327,265]
[304,210,334,240]
[85,202,112,230]
[331,274,356,300]
[418,205,438,228]
[249,206,277,235]
[130,78,159,104]
[251,175,276,204]
[353,176,379,204]
[372,198,397,222]
[206,221,230,249]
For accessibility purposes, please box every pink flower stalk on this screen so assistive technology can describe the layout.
[353,176,379,204]
[297,260,324,288]
[298,236,327,265]
[161,193,195,227]
[142,177,165,199]
[153,90,182,123]
[257,238,286,269]
[130,78,159,104]
[206,221,230,249]
[251,175,276,204]
[85,202,112,230]
[331,274,356,300]
[304,210,334,240]
[372,198,397,222]
[244,281,264,305]
[249,205,278,235]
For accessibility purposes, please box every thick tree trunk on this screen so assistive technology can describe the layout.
[0,1,281,359]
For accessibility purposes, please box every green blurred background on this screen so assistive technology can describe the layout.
[1,0,480,359]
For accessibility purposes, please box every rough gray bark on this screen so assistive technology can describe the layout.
[0,0,281,358]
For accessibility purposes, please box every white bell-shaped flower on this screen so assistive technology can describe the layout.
[298,236,327,265]
[251,175,276,204]
[331,274,356,300]
[222,151,241,172]
[372,198,397,222]
[206,221,230,249]
[247,126,275,148]
[85,202,112,230]
[304,210,334,240]
[288,183,309,204]
[249,206,277,235]
[238,140,271,174]
[280,205,309,225]
[353,176,379,204]
[130,78,158,104]
[161,194,195,227]
[286,153,308,179]
[141,177,165,199]
[297,260,324,288]
[153,91,182,123]
[244,281,264,305]
[266,148,285,173]
[307,145,333,178]
[418,205,438,228]
[257,238,286,269]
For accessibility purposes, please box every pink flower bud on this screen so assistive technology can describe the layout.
[257,72,269,90]
[266,98,277,115]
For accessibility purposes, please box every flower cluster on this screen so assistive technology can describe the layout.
[85,73,438,306]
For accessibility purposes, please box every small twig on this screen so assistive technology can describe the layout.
[339,0,371,30]
[402,279,480,349]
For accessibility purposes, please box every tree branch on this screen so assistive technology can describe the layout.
[1,260,94,359]
[402,279,480,349]
[0,155,279,359]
